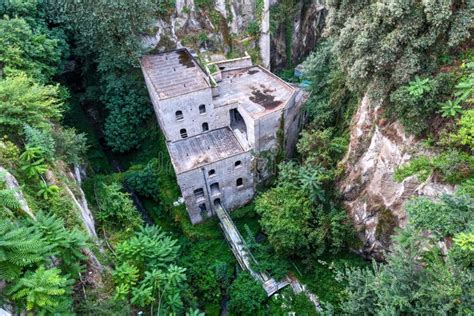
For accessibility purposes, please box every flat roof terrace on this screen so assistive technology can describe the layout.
[140,49,210,100]
[168,127,245,174]
[213,66,295,118]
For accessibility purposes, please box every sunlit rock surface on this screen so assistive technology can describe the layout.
[339,95,454,260]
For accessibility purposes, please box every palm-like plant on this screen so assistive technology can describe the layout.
[36,181,60,200]
[439,100,463,118]
[19,147,48,179]
[408,76,433,97]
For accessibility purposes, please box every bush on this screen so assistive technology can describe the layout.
[228,272,267,315]
[395,150,473,184]
[388,73,455,135]
[451,109,474,149]
[125,159,160,200]
[96,182,143,231]
[405,194,473,238]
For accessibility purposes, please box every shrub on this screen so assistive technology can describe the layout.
[395,150,473,184]
[405,194,473,238]
[125,159,160,200]
[23,125,55,162]
[96,182,143,231]
[394,156,433,182]
[228,272,267,315]
[388,73,455,135]
[451,109,474,149]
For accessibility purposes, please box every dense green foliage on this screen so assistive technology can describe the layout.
[228,272,267,315]
[1,0,472,314]
[325,0,473,97]
[112,226,186,314]
[338,224,473,314]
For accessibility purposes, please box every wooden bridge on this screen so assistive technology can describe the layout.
[213,201,289,296]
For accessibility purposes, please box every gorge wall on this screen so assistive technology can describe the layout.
[338,95,455,260]
[144,0,325,70]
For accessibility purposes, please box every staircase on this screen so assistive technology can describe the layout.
[213,201,289,296]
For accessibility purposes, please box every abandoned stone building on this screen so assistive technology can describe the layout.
[140,48,305,223]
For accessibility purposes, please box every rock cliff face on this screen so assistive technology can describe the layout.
[143,0,257,54]
[270,0,326,69]
[143,0,325,70]
[338,95,455,260]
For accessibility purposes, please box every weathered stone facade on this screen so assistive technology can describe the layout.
[141,48,304,223]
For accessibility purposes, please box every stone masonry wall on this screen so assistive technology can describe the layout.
[176,151,254,223]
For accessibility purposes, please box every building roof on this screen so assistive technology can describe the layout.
[140,49,210,100]
[168,127,245,174]
[213,66,295,118]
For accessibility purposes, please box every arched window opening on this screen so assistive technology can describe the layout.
[210,183,220,196]
[194,188,204,201]
[236,178,243,187]
[202,122,209,131]
[235,160,242,168]
[175,110,183,120]
[208,169,216,177]
[199,104,206,114]
[180,128,188,138]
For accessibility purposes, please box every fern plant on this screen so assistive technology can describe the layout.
[0,185,21,217]
[0,220,48,280]
[7,266,72,313]
[31,212,88,275]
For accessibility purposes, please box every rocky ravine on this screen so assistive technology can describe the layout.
[339,95,455,260]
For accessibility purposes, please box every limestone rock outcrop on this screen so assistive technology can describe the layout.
[270,0,326,69]
[338,95,454,260]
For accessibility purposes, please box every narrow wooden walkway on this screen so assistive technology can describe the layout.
[213,201,289,296]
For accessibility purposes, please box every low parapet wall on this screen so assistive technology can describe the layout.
[209,55,252,71]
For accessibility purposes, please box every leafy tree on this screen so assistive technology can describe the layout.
[23,125,55,161]
[101,73,152,152]
[125,159,160,199]
[388,72,455,135]
[449,232,474,268]
[95,182,143,230]
[256,182,313,255]
[228,272,267,315]
[7,266,72,314]
[0,16,64,82]
[112,226,186,314]
[337,226,473,315]
[325,0,473,96]
[0,73,63,137]
[52,127,88,165]
[256,162,352,257]
[47,0,174,71]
